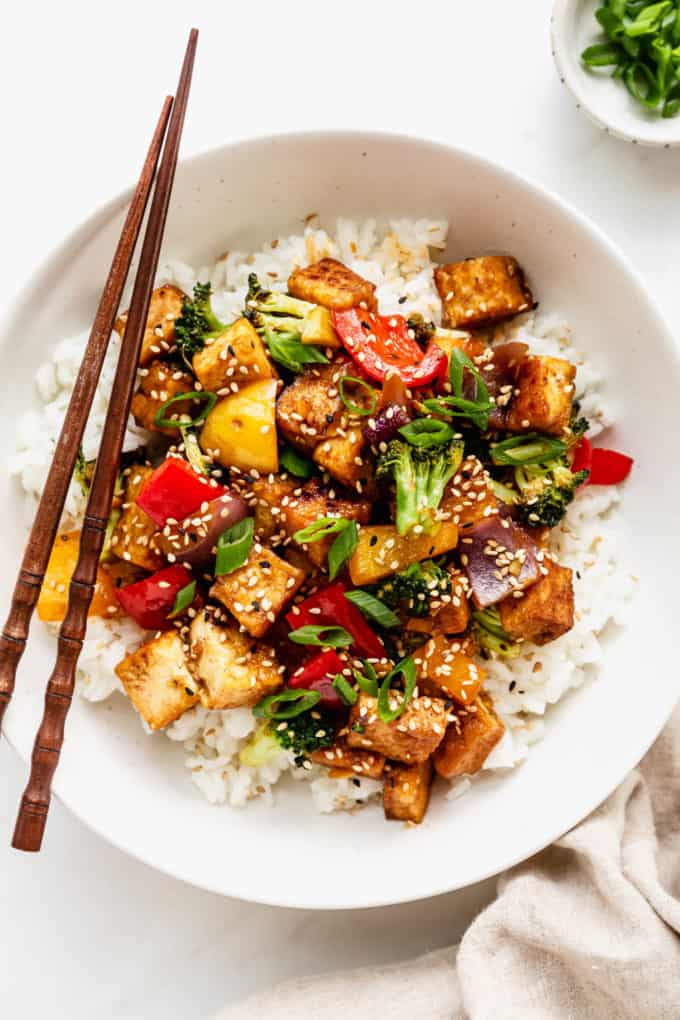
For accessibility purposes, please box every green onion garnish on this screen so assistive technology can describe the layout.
[253,688,321,720]
[490,434,567,466]
[288,625,354,648]
[154,390,217,430]
[264,328,329,373]
[215,517,254,576]
[344,590,400,629]
[353,660,379,697]
[332,673,358,706]
[377,656,417,723]
[280,446,316,479]
[328,521,358,581]
[338,375,378,417]
[398,418,454,448]
[293,516,350,544]
[168,580,197,619]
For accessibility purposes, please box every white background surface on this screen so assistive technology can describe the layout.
[1,2,679,1017]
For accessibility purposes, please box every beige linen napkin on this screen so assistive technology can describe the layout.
[216,706,680,1020]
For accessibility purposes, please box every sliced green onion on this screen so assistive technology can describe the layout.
[490,434,567,466]
[293,516,349,544]
[377,656,417,723]
[353,660,379,696]
[581,42,624,66]
[398,418,454,448]
[154,390,217,430]
[624,60,662,106]
[338,375,378,417]
[253,688,321,720]
[168,580,197,619]
[328,521,358,581]
[264,328,328,373]
[280,446,316,478]
[332,673,358,706]
[288,625,354,648]
[344,590,400,629]
[181,427,211,476]
[215,517,254,576]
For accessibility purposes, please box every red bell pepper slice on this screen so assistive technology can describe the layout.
[115,564,193,631]
[331,309,447,388]
[285,580,385,659]
[571,437,633,485]
[137,457,227,527]
[288,649,346,710]
[589,447,634,485]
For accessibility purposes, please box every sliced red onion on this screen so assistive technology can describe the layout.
[363,403,411,447]
[158,491,248,567]
[461,516,540,609]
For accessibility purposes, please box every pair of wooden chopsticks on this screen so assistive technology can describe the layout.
[0,28,199,853]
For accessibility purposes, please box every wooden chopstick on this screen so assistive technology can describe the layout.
[0,96,173,732]
[12,28,199,853]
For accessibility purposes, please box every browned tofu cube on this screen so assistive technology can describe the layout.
[130,360,195,434]
[249,475,298,543]
[288,258,377,311]
[434,256,533,330]
[383,759,433,824]
[311,732,385,779]
[436,567,471,634]
[192,317,277,393]
[282,478,371,568]
[346,692,448,764]
[313,428,373,493]
[115,630,199,730]
[505,355,576,436]
[210,543,305,637]
[115,284,185,366]
[414,632,485,707]
[109,465,164,572]
[189,613,283,709]
[276,363,347,452]
[433,694,505,779]
[441,457,500,532]
[499,558,574,645]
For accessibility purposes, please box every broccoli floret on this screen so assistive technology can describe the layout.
[514,459,588,528]
[374,560,451,618]
[568,401,590,442]
[473,607,521,659]
[376,438,464,535]
[244,272,316,338]
[273,709,335,766]
[174,281,229,364]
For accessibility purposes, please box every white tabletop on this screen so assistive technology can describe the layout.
[2,2,679,1017]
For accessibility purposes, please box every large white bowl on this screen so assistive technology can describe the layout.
[2,132,678,909]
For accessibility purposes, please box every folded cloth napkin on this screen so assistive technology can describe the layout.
[215,706,680,1020]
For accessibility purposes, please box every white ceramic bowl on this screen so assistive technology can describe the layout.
[2,132,679,909]
[552,0,680,147]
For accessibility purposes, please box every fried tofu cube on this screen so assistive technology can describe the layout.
[109,465,164,572]
[130,359,195,434]
[499,558,574,645]
[414,632,484,707]
[383,759,433,824]
[436,567,471,634]
[249,475,298,542]
[311,732,385,779]
[115,631,198,730]
[313,428,372,492]
[433,694,505,779]
[189,613,283,709]
[288,258,377,312]
[276,363,346,452]
[210,544,305,637]
[192,317,277,393]
[434,256,533,330]
[115,284,185,366]
[346,692,448,764]
[283,478,371,568]
[505,355,576,436]
[441,457,500,532]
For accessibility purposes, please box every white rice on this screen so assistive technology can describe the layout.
[9,217,634,814]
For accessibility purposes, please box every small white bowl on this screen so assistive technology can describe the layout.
[552,0,680,147]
